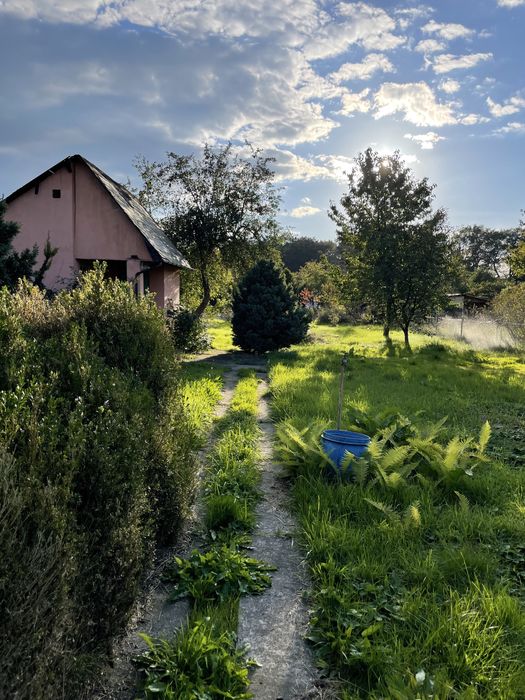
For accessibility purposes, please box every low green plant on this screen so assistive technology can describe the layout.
[135,620,254,699]
[204,494,255,539]
[276,421,336,477]
[163,546,276,604]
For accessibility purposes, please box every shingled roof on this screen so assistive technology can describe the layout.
[6,154,191,269]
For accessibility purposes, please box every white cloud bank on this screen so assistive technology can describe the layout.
[497,0,525,7]
[404,131,445,149]
[422,20,475,40]
[431,53,493,74]
[288,205,322,217]
[487,94,525,117]
[374,82,456,126]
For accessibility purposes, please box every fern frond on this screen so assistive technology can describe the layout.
[478,420,491,453]
[454,490,470,513]
[404,501,421,527]
[352,459,369,486]
[381,445,412,471]
[363,498,400,522]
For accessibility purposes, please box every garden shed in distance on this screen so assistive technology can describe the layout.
[4,154,191,308]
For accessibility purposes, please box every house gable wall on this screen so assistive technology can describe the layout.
[6,167,77,290]
[74,162,153,263]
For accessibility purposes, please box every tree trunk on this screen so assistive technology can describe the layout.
[383,298,393,339]
[403,325,410,348]
[194,266,211,318]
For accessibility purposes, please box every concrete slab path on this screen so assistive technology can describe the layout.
[237,378,318,700]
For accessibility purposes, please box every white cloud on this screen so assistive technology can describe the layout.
[303,2,404,60]
[404,131,445,149]
[329,53,394,83]
[422,20,475,40]
[314,154,355,182]
[494,121,525,133]
[439,78,461,94]
[497,0,525,7]
[337,89,372,115]
[487,95,525,117]
[395,5,434,25]
[374,82,456,126]
[460,113,490,125]
[415,39,446,54]
[288,205,322,217]
[265,149,336,182]
[431,52,493,74]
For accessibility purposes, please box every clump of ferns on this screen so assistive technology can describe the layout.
[277,416,492,493]
[347,418,492,492]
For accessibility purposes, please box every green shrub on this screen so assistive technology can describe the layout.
[232,260,309,352]
[0,268,201,697]
[167,306,211,354]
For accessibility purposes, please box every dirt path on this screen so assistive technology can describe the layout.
[237,377,318,700]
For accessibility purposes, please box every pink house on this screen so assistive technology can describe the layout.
[5,154,191,308]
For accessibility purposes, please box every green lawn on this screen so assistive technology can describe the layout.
[269,324,525,698]
[208,317,236,351]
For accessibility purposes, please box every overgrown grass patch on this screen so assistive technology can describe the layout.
[270,324,525,698]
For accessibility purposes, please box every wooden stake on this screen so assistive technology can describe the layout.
[337,353,349,430]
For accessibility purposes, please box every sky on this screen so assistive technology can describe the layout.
[0,0,524,240]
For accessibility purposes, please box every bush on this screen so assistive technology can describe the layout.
[492,283,525,347]
[232,260,309,353]
[167,306,211,354]
[0,267,197,697]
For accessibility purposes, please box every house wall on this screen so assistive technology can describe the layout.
[5,168,77,289]
[149,267,180,308]
[74,163,153,263]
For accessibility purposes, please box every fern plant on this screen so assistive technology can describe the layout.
[275,421,337,476]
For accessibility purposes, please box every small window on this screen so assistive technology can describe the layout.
[52,189,61,199]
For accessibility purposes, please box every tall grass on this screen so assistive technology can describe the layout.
[270,324,525,697]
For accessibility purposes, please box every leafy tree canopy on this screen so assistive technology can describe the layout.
[133,143,282,316]
[281,235,338,272]
[452,225,520,278]
[330,148,451,346]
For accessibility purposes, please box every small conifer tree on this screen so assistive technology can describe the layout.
[232,260,309,352]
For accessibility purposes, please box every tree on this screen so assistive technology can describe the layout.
[294,256,344,308]
[492,283,525,347]
[232,260,309,352]
[330,148,451,346]
[452,225,520,277]
[0,201,58,291]
[281,236,339,272]
[133,144,281,317]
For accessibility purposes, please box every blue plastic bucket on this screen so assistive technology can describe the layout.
[321,430,371,469]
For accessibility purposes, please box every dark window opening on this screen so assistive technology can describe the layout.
[77,259,127,281]
[143,270,150,293]
[52,189,61,199]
